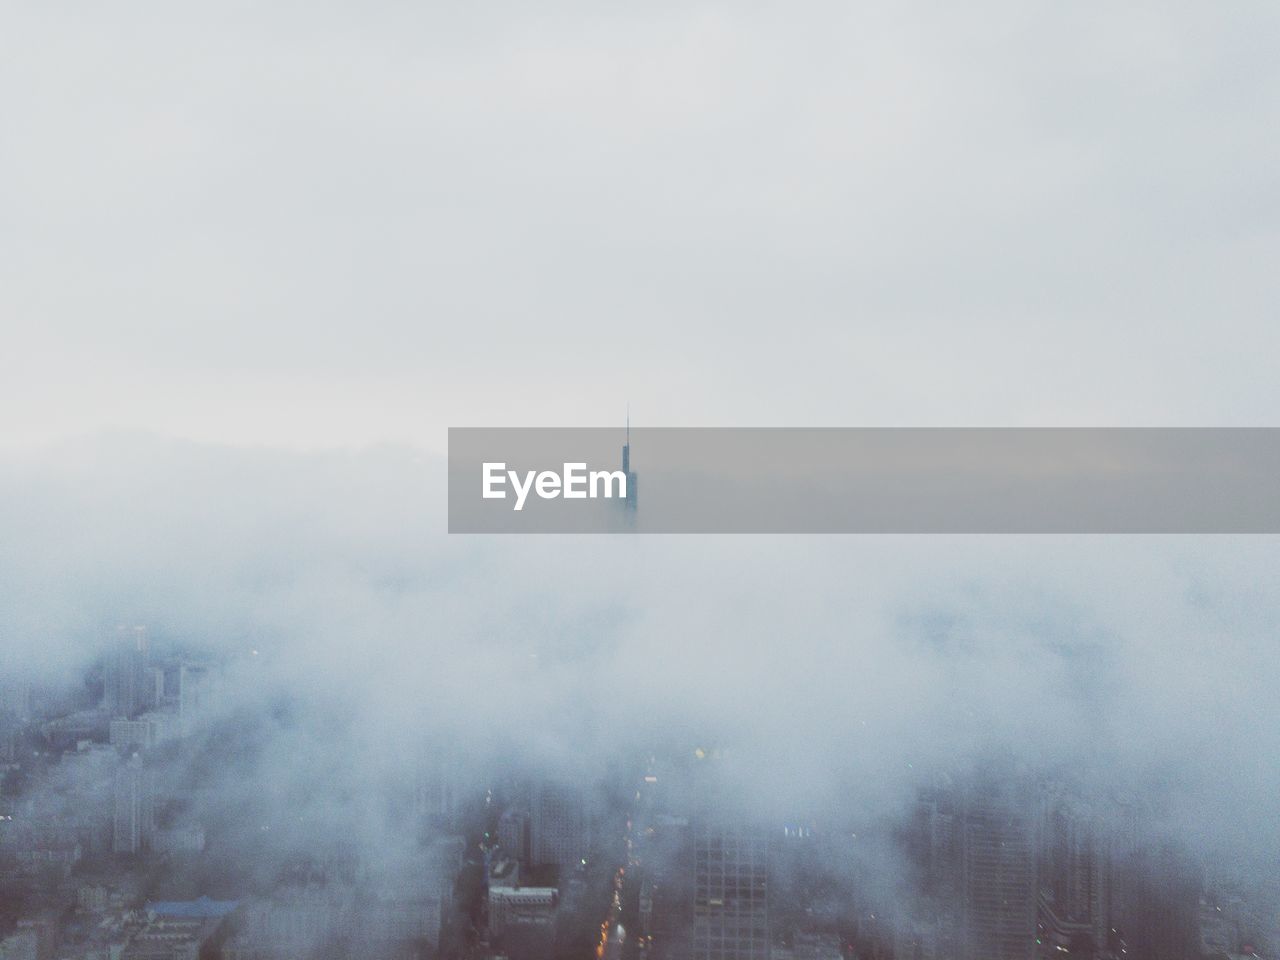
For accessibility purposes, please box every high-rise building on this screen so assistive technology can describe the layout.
[1111,844,1199,960]
[622,416,638,515]
[961,796,1036,960]
[0,719,16,765]
[414,756,461,825]
[531,780,589,868]
[499,806,532,864]
[901,783,963,959]
[1037,794,1108,954]
[692,823,769,960]
[641,814,694,960]
[177,662,221,736]
[104,625,151,719]
[0,679,32,721]
[112,755,154,854]
[366,851,448,946]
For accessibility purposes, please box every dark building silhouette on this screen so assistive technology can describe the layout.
[104,625,152,719]
[958,775,1037,960]
[692,822,770,960]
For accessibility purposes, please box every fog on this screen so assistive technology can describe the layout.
[3,436,1277,895]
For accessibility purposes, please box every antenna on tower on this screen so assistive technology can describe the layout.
[621,405,637,516]
[622,406,631,475]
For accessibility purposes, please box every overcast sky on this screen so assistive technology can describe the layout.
[3,2,1278,450]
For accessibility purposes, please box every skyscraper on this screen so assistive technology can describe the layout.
[531,780,589,868]
[692,823,769,960]
[902,782,962,959]
[1111,843,1199,960]
[1037,794,1108,954]
[961,796,1036,960]
[113,754,154,854]
[104,625,151,719]
[622,415,637,515]
[414,755,461,826]
[0,680,32,720]
[178,662,218,735]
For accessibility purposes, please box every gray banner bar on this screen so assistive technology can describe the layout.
[448,428,1280,533]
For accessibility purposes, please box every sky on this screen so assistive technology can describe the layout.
[2,2,1279,449]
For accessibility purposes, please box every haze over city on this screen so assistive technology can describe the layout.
[1,2,1278,959]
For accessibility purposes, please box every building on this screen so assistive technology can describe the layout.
[3,918,58,960]
[790,933,843,960]
[692,823,769,960]
[639,814,694,960]
[1111,844,1200,960]
[113,755,155,854]
[105,625,152,719]
[531,780,589,868]
[487,885,558,938]
[365,849,448,946]
[499,806,532,864]
[110,713,175,752]
[414,755,461,825]
[622,417,638,515]
[177,663,221,735]
[901,783,962,959]
[1036,794,1108,955]
[0,931,37,960]
[0,679,32,721]
[490,856,522,890]
[0,716,18,765]
[78,883,109,913]
[223,891,348,960]
[961,796,1036,960]
[124,897,239,960]
[155,823,206,854]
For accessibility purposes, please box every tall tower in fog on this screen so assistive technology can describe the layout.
[622,412,637,515]
[113,755,154,854]
[105,625,151,719]
[961,795,1036,960]
[1037,794,1109,953]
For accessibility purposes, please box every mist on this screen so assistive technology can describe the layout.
[3,437,1277,895]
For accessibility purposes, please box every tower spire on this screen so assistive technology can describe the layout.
[621,406,636,516]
